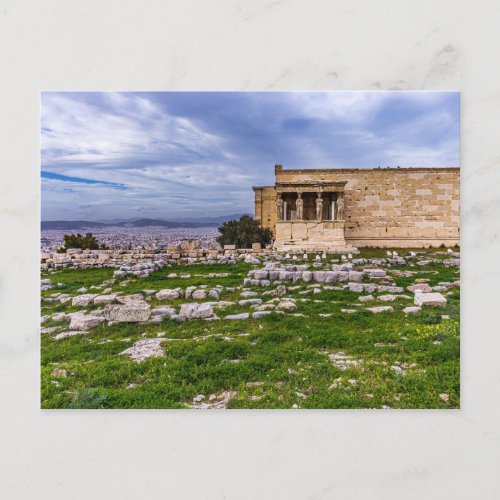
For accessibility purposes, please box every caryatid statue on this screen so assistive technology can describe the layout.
[336,193,345,220]
[276,195,284,220]
[315,193,323,221]
[296,193,303,220]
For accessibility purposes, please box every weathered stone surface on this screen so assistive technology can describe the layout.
[121,338,165,363]
[358,295,374,302]
[367,306,394,314]
[93,294,117,305]
[407,283,433,293]
[252,311,272,319]
[71,294,97,307]
[254,270,268,280]
[70,314,105,330]
[156,288,181,300]
[151,306,176,317]
[52,312,69,322]
[403,306,422,314]
[238,298,263,306]
[364,269,386,278]
[179,302,214,319]
[277,300,297,312]
[348,271,363,282]
[377,285,404,293]
[116,294,144,304]
[190,289,206,300]
[348,283,364,293]
[302,271,312,282]
[225,313,250,320]
[414,293,447,307]
[104,302,151,322]
[324,271,339,283]
[378,294,397,302]
[54,330,87,340]
[312,271,326,282]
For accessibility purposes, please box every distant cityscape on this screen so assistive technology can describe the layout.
[40,226,220,252]
[40,215,245,251]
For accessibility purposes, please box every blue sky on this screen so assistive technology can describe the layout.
[41,91,459,221]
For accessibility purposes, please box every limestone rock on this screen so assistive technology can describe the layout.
[71,294,97,307]
[179,302,214,319]
[192,289,207,300]
[403,306,421,314]
[155,288,181,300]
[70,314,105,331]
[93,294,117,305]
[277,300,297,312]
[414,293,447,307]
[151,306,176,317]
[121,338,165,363]
[225,313,250,320]
[358,295,374,302]
[367,306,394,314]
[407,283,433,293]
[363,269,386,278]
[252,311,273,319]
[348,283,364,293]
[348,271,363,282]
[54,330,87,340]
[104,302,151,322]
[116,294,144,304]
[239,298,263,306]
[377,285,404,293]
[378,294,397,302]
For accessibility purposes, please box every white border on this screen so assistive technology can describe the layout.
[1,1,499,498]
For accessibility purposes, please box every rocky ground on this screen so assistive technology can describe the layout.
[41,247,460,409]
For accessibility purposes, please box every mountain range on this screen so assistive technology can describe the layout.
[41,214,245,230]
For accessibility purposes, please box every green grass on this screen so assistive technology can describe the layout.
[41,254,460,409]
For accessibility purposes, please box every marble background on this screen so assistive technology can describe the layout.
[1,1,499,498]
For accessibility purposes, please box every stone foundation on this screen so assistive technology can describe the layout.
[274,220,357,252]
[40,245,274,270]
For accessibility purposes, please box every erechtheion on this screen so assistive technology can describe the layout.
[253,164,459,251]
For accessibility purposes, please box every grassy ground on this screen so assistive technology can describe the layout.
[41,249,460,409]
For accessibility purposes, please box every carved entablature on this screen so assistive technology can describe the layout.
[275,180,348,194]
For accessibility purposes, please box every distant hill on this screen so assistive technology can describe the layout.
[41,220,108,230]
[41,214,245,231]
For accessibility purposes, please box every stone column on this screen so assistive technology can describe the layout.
[315,193,323,221]
[336,192,345,220]
[276,194,284,221]
[296,192,303,220]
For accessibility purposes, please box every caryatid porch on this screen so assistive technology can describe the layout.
[274,180,353,252]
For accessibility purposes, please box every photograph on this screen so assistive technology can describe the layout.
[40,91,460,409]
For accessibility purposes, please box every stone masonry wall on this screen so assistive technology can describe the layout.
[41,244,272,270]
[255,167,460,248]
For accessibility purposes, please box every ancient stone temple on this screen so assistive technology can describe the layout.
[253,164,460,251]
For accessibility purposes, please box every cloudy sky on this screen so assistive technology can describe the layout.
[41,91,459,221]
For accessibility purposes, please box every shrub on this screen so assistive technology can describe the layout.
[57,232,108,252]
[217,215,272,249]
[70,388,109,409]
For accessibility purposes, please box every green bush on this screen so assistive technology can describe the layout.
[57,233,107,252]
[217,215,272,249]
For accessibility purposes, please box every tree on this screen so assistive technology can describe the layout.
[217,215,272,249]
[56,233,108,252]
